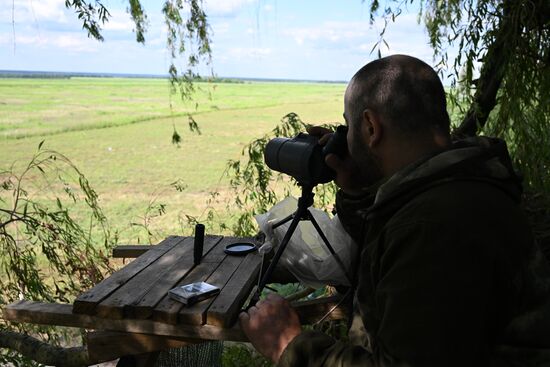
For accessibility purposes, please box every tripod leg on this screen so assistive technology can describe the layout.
[248,204,307,307]
[307,210,351,285]
[271,212,295,230]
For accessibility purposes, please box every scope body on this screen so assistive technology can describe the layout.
[264,125,348,186]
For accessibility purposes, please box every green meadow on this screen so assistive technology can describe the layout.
[0,77,346,243]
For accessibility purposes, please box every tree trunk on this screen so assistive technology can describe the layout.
[454,0,550,138]
[453,1,514,138]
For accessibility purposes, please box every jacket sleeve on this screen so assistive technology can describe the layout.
[278,219,496,367]
[278,330,378,367]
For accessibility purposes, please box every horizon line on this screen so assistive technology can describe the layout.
[0,69,348,84]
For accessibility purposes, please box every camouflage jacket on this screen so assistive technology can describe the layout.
[279,137,550,367]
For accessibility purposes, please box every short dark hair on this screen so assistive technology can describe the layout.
[348,54,450,136]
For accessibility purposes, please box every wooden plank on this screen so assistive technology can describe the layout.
[127,235,223,319]
[177,241,246,325]
[4,300,247,342]
[152,261,220,325]
[151,236,253,324]
[151,238,234,325]
[86,331,198,361]
[95,236,222,319]
[73,236,184,315]
[112,245,154,258]
[206,252,262,327]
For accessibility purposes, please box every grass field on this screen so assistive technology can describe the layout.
[0,77,346,243]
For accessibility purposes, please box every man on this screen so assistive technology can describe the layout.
[239,55,550,366]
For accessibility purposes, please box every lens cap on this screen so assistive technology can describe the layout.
[224,242,257,255]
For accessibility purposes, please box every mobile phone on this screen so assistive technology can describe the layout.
[168,281,220,305]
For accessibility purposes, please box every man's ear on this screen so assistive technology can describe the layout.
[362,109,383,148]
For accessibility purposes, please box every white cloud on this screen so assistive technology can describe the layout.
[367,14,435,63]
[223,46,272,60]
[0,31,99,52]
[211,21,230,36]
[1,1,140,34]
[280,14,433,60]
[0,0,68,23]
[283,21,372,46]
[102,10,134,32]
[147,35,165,47]
[53,34,98,52]
[27,0,68,21]
[205,0,257,16]
[358,42,382,53]
[9,34,38,45]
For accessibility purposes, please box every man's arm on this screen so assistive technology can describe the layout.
[334,189,374,245]
[239,293,302,364]
[240,294,379,367]
[278,331,378,367]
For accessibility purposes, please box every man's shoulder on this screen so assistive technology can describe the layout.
[387,178,526,231]
[377,178,534,278]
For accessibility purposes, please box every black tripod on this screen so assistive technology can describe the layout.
[248,184,351,307]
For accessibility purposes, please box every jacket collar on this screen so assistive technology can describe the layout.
[360,136,522,217]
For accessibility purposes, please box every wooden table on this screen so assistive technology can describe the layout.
[5,235,260,339]
[3,235,345,363]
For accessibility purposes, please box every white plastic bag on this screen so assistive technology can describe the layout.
[255,197,356,288]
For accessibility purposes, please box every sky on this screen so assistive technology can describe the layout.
[0,0,441,81]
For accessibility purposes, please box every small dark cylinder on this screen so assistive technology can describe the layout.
[194,224,205,265]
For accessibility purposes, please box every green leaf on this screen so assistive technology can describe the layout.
[172,128,182,146]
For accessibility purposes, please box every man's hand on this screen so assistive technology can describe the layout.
[239,293,302,364]
[307,125,366,195]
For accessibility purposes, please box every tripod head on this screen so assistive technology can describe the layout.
[247,183,350,308]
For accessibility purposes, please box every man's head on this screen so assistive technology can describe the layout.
[344,54,451,180]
